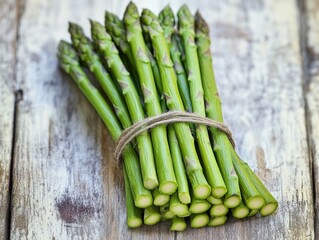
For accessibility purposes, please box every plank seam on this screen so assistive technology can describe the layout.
[297,0,317,238]
[7,0,26,238]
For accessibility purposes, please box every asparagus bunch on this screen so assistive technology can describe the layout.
[57,1,278,231]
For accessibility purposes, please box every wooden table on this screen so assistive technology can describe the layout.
[0,0,318,239]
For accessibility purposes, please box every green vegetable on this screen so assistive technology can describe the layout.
[141,7,211,200]
[90,20,158,190]
[124,3,177,195]
[57,41,152,208]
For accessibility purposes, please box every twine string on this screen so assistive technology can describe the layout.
[114,111,235,161]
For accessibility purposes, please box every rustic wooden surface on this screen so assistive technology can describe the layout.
[306,0,319,238]
[0,0,317,239]
[0,0,18,239]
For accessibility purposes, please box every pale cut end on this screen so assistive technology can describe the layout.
[128,218,142,228]
[143,178,159,190]
[189,202,211,214]
[211,186,227,199]
[179,192,191,204]
[246,196,266,210]
[190,214,210,228]
[224,195,241,208]
[154,195,170,206]
[170,221,187,231]
[178,211,191,218]
[171,204,188,216]
[232,206,249,219]
[144,213,161,225]
[193,184,211,199]
[206,195,223,205]
[260,202,278,216]
[162,211,175,220]
[159,181,178,195]
[208,216,227,227]
[210,205,229,217]
[135,195,153,208]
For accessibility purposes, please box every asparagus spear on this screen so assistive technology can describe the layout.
[104,11,142,95]
[70,21,157,190]
[153,188,170,206]
[232,152,265,209]
[177,6,227,198]
[159,6,193,112]
[168,125,191,204]
[123,3,177,195]
[144,205,161,225]
[206,195,223,205]
[160,203,176,220]
[208,216,227,227]
[169,192,190,217]
[140,7,211,199]
[231,202,250,219]
[189,197,211,214]
[195,11,277,212]
[144,13,191,204]
[194,10,242,207]
[57,41,152,208]
[123,165,142,228]
[170,217,187,231]
[68,23,130,129]
[236,156,278,216]
[209,204,229,217]
[190,213,209,228]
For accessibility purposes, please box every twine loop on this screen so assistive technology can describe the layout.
[114,111,234,160]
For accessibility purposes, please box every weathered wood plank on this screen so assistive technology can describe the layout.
[10,0,174,239]
[0,0,18,238]
[10,0,314,239]
[173,0,314,239]
[305,0,319,237]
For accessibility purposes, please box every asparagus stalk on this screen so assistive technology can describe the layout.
[195,12,278,212]
[177,5,227,198]
[144,205,161,225]
[206,195,223,205]
[194,11,243,207]
[159,6,193,112]
[124,3,178,195]
[208,216,227,227]
[170,217,187,231]
[57,41,152,208]
[168,125,191,204]
[145,44,163,95]
[123,165,143,228]
[169,192,190,217]
[104,11,142,95]
[190,213,209,228]
[87,21,158,190]
[140,7,211,199]
[68,23,130,129]
[189,197,211,214]
[153,188,170,206]
[231,203,250,219]
[145,9,192,204]
[237,157,278,216]
[160,203,176,220]
[209,204,229,217]
[232,152,265,209]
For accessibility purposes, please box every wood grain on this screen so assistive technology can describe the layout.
[9,0,315,239]
[305,0,319,237]
[174,0,314,239]
[0,0,18,239]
